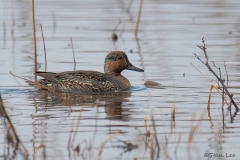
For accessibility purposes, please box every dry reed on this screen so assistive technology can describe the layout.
[0,93,29,159]
[135,0,143,36]
[32,0,37,75]
[194,37,238,110]
[94,131,120,160]
[39,24,47,72]
[70,37,76,71]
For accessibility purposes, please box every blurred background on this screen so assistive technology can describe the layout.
[1,0,240,159]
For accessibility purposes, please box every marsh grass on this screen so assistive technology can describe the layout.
[0,93,28,159]
[194,38,238,110]
[131,106,208,160]
[39,24,47,72]
[32,0,37,82]
[66,103,122,160]
[191,63,230,108]
[70,37,76,71]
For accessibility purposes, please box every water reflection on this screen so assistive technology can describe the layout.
[2,0,240,159]
[105,101,130,121]
[0,94,28,159]
[28,90,131,121]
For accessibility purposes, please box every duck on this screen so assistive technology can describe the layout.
[27,51,144,94]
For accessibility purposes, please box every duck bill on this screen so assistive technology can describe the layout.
[125,62,144,72]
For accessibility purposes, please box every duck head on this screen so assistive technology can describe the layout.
[104,51,144,76]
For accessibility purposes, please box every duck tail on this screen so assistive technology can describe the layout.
[26,79,52,90]
[35,71,57,83]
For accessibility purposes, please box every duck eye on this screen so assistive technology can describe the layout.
[117,56,122,60]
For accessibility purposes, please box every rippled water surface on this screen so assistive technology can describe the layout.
[1,0,240,159]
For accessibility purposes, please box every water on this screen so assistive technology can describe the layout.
[1,0,240,159]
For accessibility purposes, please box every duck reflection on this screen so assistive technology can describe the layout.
[104,101,129,120]
[29,90,131,121]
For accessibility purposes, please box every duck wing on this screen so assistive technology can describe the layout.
[34,71,118,93]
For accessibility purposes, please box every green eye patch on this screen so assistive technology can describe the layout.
[107,53,123,61]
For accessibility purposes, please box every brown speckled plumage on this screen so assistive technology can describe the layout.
[27,51,144,94]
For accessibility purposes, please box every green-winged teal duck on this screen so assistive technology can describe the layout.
[27,51,144,94]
